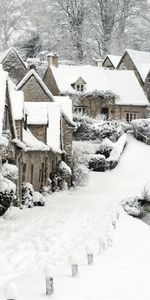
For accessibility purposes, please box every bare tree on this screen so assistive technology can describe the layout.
[0,0,27,50]
[53,0,86,62]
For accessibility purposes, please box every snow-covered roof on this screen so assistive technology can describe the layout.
[123,49,150,82]
[106,70,149,106]
[54,96,75,126]
[0,47,27,69]
[47,103,62,153]
[23,128,50,151]
[24,102,62,153]
[51,65,149,106]
[24,102,48,125]
[0,66,8,135]
[10,90,24,121]
[104,55,121,68]
[16,69,54,101]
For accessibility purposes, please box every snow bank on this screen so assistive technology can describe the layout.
[107,133,127,162]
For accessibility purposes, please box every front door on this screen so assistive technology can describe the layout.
[101,107,109,120]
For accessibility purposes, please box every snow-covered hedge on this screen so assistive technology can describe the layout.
[88,134,127,172]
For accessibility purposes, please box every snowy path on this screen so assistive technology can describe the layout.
[0,134,150,298]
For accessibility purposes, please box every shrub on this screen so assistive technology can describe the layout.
[2,162,18,183]
[88,154,107,171]
[33,191,45,206]
[22,182,34,208]
[0,174,16,216]
[72,164,89,186]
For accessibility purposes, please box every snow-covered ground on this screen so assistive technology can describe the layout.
[0,134,150,299]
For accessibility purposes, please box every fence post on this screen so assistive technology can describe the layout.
[85,245,94,265]
[69,255,79,277]
[44,266,54,295]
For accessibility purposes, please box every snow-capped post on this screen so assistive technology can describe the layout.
[4,282,18,300]
[98,235,106,254]
[69,254,79,277]
[85,245,94,265]
[44,266,54,295]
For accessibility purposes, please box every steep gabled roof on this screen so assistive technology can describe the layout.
[16,69,54,101]
[72,76,87,85]
[0,47,27,70]
[117,49,150,82]
[103,55,121,68]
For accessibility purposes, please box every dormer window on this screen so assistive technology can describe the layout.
[72,76,86,92]
[76,84,84,92]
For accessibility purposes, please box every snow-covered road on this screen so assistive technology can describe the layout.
[0,134,150,299]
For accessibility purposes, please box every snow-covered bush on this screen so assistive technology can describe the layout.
[33,191,45,206]
[122,185,150,218]
[72,164,89,186]
[73,114,124,142]
[122,197,145,218]
[96,138,114,158]
[22,182,34,208]
[88,154,107,171]
[0,174,16,216]
[58,161,72,179]
[131,119,150,143]
[2,162,18,183]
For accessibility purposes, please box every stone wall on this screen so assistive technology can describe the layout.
[22,150,61,191]
[43,67,60,96]
[20,75,50,102]
[2,51,26,85]
[61,116,73,167]
[144,73,150,102]
[73,96,115,119]
[28,125,47,143]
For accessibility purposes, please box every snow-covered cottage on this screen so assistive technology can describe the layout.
[16,69,74,190]
[43,56,149,122]
[102,55,121,69]
[0,47,27,85]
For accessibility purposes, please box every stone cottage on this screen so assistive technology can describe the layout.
[0,47,27,85]
[102,55,121,69]
[15,69,74,190]
[43,55,149,122]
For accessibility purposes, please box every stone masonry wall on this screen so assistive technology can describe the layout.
[20,76,50,102]
[2,51,26,85]
[28,125,47,143]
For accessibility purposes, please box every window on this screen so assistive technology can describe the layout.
[126,113,137,122]
[31,164,34,184]
[74,107,87,114]
[22,163,26,182]
[76,84,84,92]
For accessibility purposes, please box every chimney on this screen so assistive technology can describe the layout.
[47,53,59,68]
